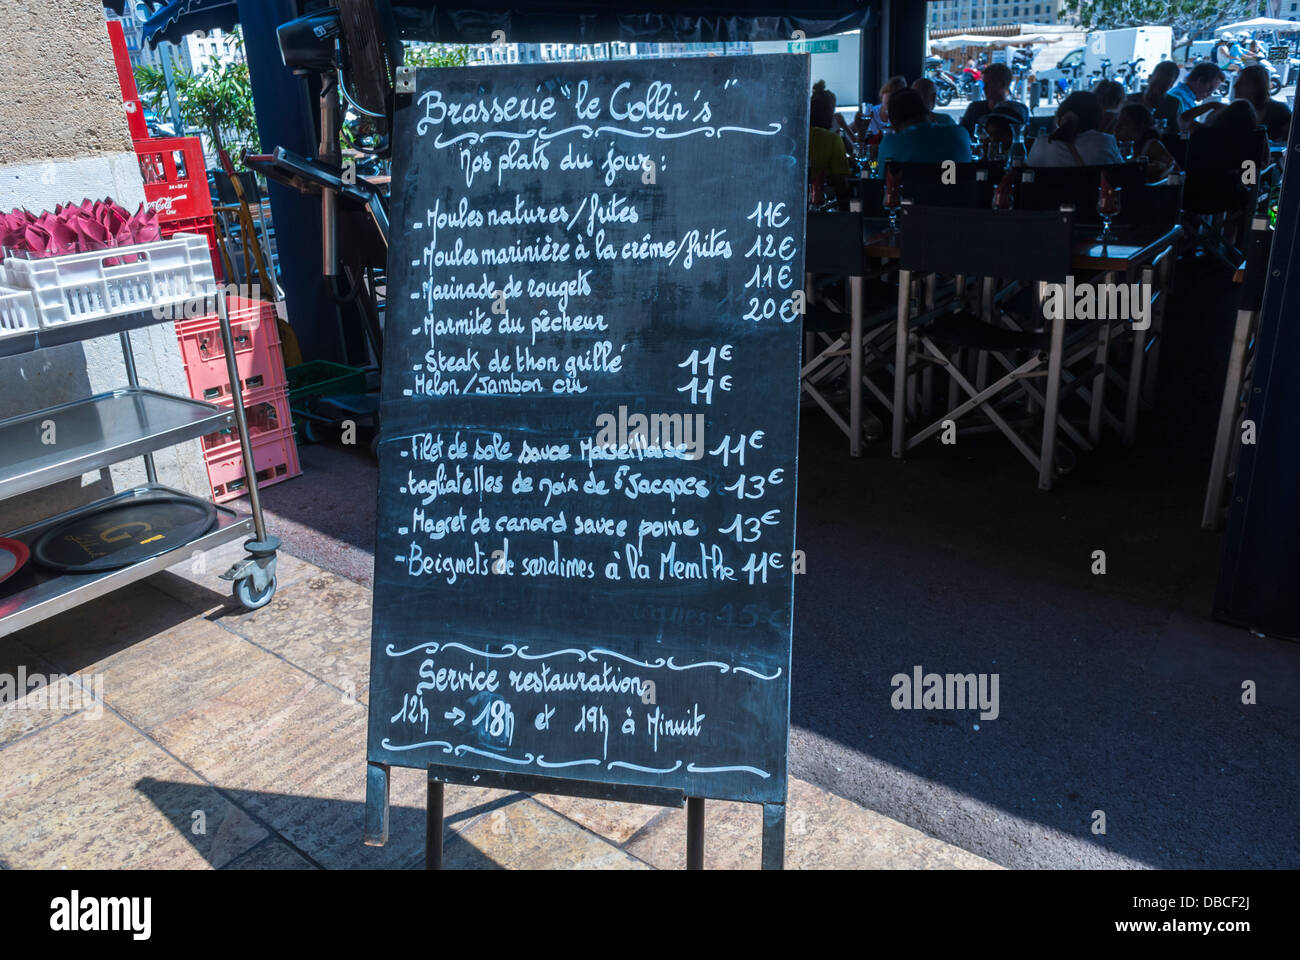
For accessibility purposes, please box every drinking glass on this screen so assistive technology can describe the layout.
[883,176,902,235]
[1097,185,1122,244]
[1119,139,1135,160]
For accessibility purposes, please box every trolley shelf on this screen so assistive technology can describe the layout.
[0,388,235,502]
[0,304,198,361]
[0,483,253,637]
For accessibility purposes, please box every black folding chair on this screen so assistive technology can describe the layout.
[893,206,1090,489]
[1203,216,1273,529]
[885,161,997,209]
[802,210,896,454]
[1181,125,1269,269]
[1014,163,1150,223]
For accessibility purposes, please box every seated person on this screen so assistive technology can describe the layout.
[1114,103,1178,180]
[866,75,908,143]
[959,63,1029,136]
[1026,91,1124,166]
[1195,98,1269,172]
[911,77,957,125]
[878,87,973,164]
[1093,79,1126,133]
[809,79,852,201]
[1133,60,1182,132]
[1234,63,1291,143]
[981,103,1026,157]
[1170,62,1227,131]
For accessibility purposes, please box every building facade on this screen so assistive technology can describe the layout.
[928,0,1070,31]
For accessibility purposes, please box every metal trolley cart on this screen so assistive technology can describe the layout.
[0,289,280,636]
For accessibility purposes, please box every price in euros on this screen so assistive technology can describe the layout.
[720,509,781,543]
[722,468,784,500]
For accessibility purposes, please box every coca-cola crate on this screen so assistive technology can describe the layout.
[204,423,301,504]
[136,136,213,223]
[176,297,285,402]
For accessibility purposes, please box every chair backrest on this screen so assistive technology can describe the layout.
[886,161,995,209]
[1015,163,1149,222]
[898,206,1073,283]
[805,210,865,276]
[1181,125,1266,216]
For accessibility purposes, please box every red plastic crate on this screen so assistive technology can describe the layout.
[204,423,301,503]
[176,297,285,402]
[199,383,293,454]
[161,215,223,282]
[136,136,213,222]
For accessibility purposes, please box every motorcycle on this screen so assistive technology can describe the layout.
[925,56,959,107]
[1214,62,1283,98]
[959,56,984,101]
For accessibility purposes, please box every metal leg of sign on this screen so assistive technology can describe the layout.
[363,761,390,846]
[422,762,692,865]
[686,797,705,870]
[426,777,444,870]
[761,802,786,870]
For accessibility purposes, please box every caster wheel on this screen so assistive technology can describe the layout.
[233,574,277,610]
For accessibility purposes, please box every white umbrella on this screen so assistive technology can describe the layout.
[1216,17,1300,35]
[929,33,1051,51]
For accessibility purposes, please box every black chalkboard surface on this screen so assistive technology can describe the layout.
[366,54,808,809]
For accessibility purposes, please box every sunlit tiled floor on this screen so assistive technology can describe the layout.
[0,543,997,870]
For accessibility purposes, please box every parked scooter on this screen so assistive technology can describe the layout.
[925,56,960,106]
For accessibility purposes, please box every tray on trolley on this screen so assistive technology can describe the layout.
[0,484,252,636]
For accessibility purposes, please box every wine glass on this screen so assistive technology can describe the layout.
[1097,184,1122,245]
[883,173,902,236]
[972,116,989,161]
[992,181,1014,211]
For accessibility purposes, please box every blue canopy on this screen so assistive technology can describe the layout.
[140,0,240,48]
[126,0,869,49]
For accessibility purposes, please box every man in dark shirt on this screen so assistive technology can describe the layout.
[1134,60,1182,131]
[959,62,1029,136]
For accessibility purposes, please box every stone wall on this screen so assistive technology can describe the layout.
[0,1,208,535]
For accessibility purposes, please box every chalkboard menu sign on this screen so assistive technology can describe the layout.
[366,54,808,809]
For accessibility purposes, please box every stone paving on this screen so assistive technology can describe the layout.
[0,542,997,870]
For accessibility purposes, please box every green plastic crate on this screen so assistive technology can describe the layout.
[286,360,367,444]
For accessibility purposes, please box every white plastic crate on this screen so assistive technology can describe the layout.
[0,283,39,340]
[3,233,216,328]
